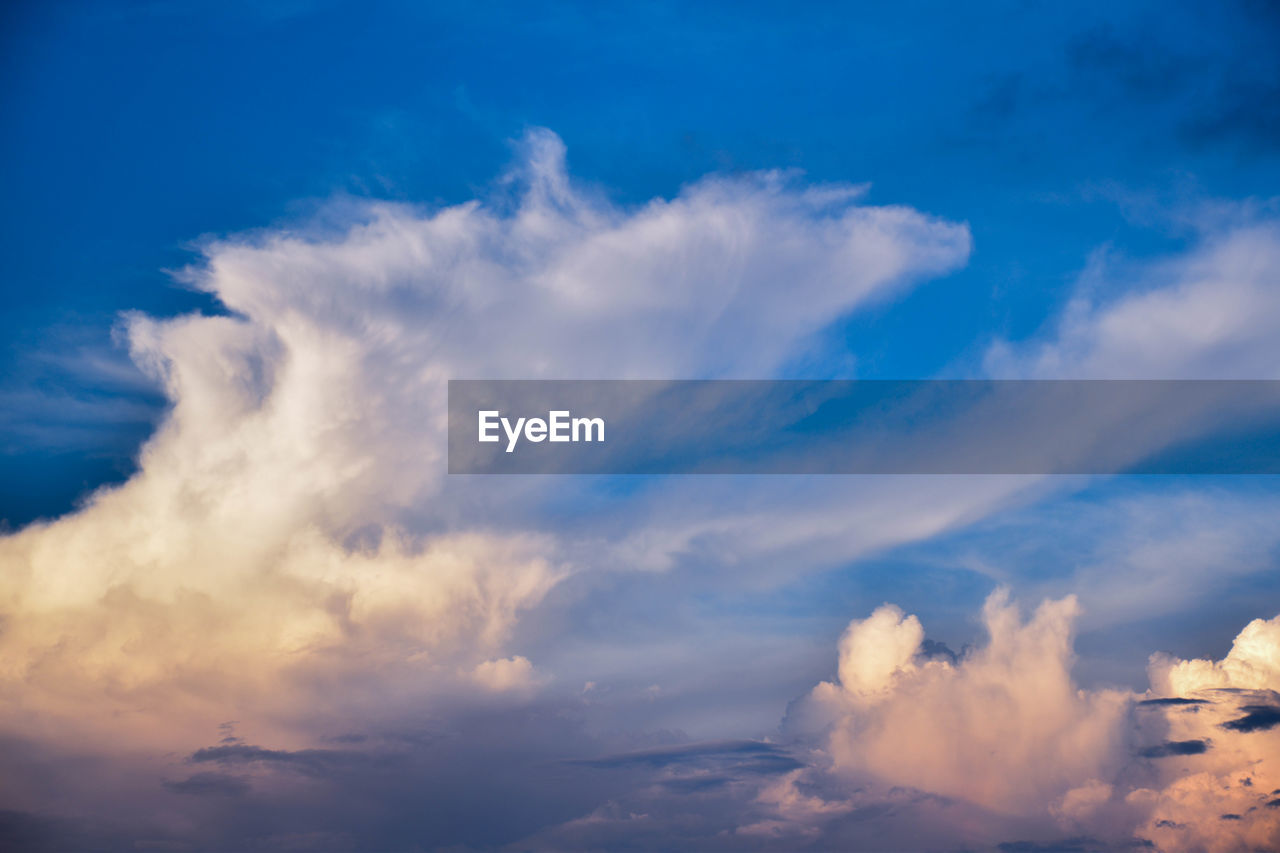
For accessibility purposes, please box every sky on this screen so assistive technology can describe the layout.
[1,1,1279,851]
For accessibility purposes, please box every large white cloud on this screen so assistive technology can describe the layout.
[0,129,971,760]
[795,591,1132,816]
[1152,612,1280,695]
[758,594,1280,852]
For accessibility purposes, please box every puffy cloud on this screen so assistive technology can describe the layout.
[1152,613,1280,694]
[761,595,1280,851]
[830,602,924,699]
[1131,615,1280,851]
[798,590,1132,816]
[468,655,543,694]
[0,128,974,845]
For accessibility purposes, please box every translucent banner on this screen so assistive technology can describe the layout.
[447,380,1280,474]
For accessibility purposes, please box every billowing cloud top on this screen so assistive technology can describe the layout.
[772,593,1280,852]
[0,129,970,762]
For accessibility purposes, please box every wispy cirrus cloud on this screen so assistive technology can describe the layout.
[986,215,1280,379]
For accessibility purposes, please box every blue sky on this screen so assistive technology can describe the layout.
[5,0,1280,527]
[2,2,1280,850]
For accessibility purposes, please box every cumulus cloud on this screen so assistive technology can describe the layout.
[517,597,1278,851]
[1130,617,1280,853]
[796,590,1132,817]
[468,655,544,694]
[1152,614,1280,695]
[0,129,975,846]
[752,595,1280,851]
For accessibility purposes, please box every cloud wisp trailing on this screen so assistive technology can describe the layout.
[987,217,1280,380]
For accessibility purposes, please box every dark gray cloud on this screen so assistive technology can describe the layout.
[996,838,1111,853]
[1221,703,1280,733]
[1138,739,1210,758]
[163,771,251,797]
[189,743,403,778]
[568,739,802,774]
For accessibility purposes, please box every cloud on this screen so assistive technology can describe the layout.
[520,601,1277,851]
[468,655,543,694]
[0,126,967,729]
[569,739,801,775]
[4,122,1272,851]
[0,128,973,846]
[793,590,1132,817]
[986,218,1280,378]
[1151,611,1280,694]
[1138,740,1210,758]
[1221,705,1280,733]
[754,596,1280,851]
[162,771,250,797]
[926,486,1280,641]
